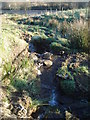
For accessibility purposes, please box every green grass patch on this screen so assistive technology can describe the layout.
[60,79,76,95]
[50,42,70,53]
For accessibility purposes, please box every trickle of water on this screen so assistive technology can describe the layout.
[49,89,58,106]
[38,113,44,120]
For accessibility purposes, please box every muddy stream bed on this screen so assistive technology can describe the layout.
[28,43,89,120]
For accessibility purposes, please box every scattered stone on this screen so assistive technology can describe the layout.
[1,107,11,117]
[65,110,79,120]
[11,103,27,117]
[37,59,44,64]
[9,94,33,118]
[42,52,53,60]
[74,62,79,68]
[9,114,17,118]
[30,52,38,62]
[56,73,68,79]
[3,78,11,86]
[43,60,53,68]
[37,63,43,68]
[0,88,7,102]
[69,62,79,70]
[37,53,43,58]
[64,74,69,79]
[9,104,14,110]
[17,107,27,118]
[65,111,73,120]
[19,95,32,109]
[56,74,63,78]
[27,107,37,117]
[35,67,42,75]
[37,69,42,75]
[3,102,10,108]
[59,51,65,56]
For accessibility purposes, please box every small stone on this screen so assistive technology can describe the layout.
[59,51,65,56]
[64,74,69,79]
[42,52,53,60]
[30,53,38,62]
[37,59,44,64]
[74,63,79,68]
[10,114,17,118]
[37,70,42,75]
[1,107,11,117]
[3,102,10,108]
[35,67,42,76]
[65,111,72,120]
[56,74,63,78]
[3,78,10,86]
[9,104,13,110]
[43,60,53,68]
[65,110,79,120]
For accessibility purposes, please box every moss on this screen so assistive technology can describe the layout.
[60,79,76,95]
[31,35,55,53]
[50,42,70,53]
[56,38,70,47]
[46,37,56,43]
[11,78,27,91]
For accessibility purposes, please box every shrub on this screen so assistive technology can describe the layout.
[69,27,88,52]
[58,18,89,53]
[60,21,69,37]
[48,19,59,28]
[63,20,89,52]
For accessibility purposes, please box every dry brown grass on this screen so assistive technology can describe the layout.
[48,19,60,28]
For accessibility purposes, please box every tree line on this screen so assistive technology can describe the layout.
[2,2,88,10]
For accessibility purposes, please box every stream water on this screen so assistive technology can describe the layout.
[2,10,57,16]
[49,89,58,106]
